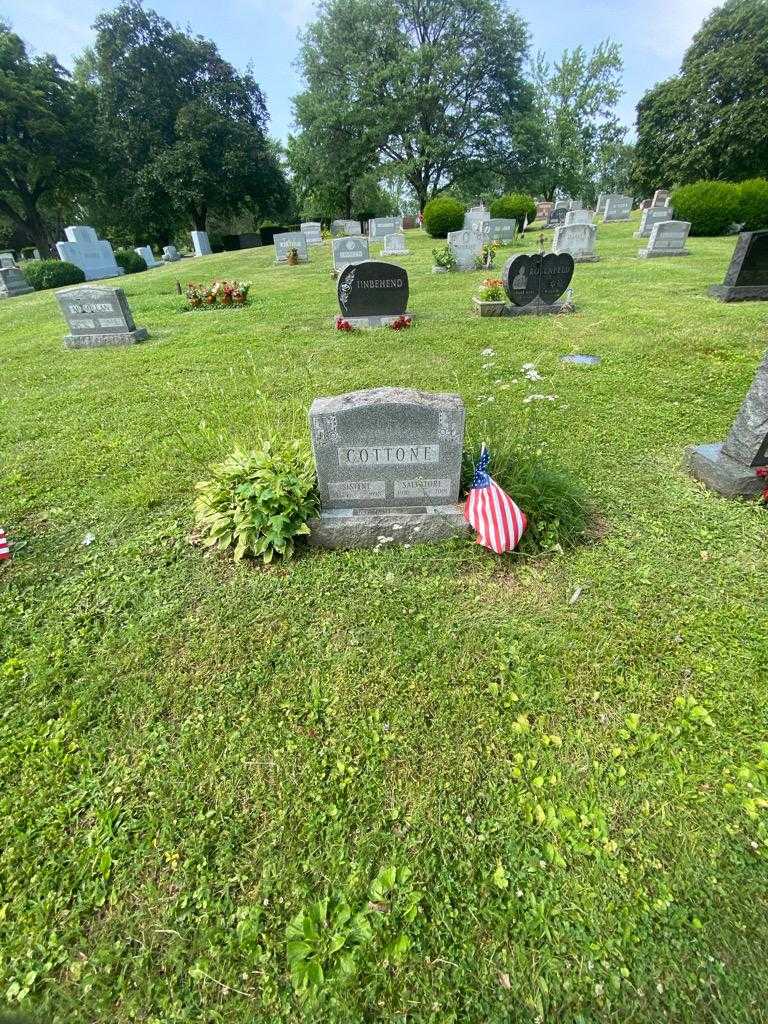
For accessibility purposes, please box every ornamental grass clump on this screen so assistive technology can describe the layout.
[194,441,318,562]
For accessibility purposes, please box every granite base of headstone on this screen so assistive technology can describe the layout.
[308,387,469,549]
[0,267,34,298]
[56,285,148,349]
[708,230,768,302]
[335,260,412,328]
[685,349,768,497]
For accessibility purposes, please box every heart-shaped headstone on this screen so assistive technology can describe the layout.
[503,253,574,307]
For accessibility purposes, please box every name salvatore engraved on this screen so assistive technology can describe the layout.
[338,444,439,466]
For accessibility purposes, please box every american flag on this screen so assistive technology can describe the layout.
[464,446,526,554]
[0,528,9,561]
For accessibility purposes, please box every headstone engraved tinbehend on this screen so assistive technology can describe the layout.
[55,285,148,349]
[332,236,369,275]
[163,245,181,262]
[552,223,599,263]
[0,267,34,299]
[308,387,469,549]
[191,231,212,257]
[501,252,575,316]
[300,222,323,246]
[564,210,593,227]
[56,226,124,281]
[135,245,161,268]
[685,349,768,496]
[331,219,363,237]
[274,231,309,263]
[369,217,403,241]
[638,220,691,258]
[335,260,411,327]
[483,219,517,244]
[708,230,768,302]
[603,195,632,222]
[382,232,409,256]
[634,206,673,238]
[447,229,482,271]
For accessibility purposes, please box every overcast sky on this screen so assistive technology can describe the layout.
[5,0,718,142]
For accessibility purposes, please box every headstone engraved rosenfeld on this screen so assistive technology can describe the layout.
[552,223,599,263]
[685,349,768,496]
[55,285,148,349]
[501,252,575,316]
[308,387,469,549]
[447,229,482,271]
[56,226,123,281]
[708,230,768,302]
[0,267,34,298]
[335,260,411,327]
[638,220,691,258]
[274,231,309,263]
[332,236,369,275]
[634,206,673,238]
[191,230,212,257]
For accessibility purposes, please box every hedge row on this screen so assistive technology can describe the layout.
[672,178,768,236]
[422,192,538,238]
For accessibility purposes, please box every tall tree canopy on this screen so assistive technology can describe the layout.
[532,41,626,203]
[634,0,768,191]
[292,0,535,212]
[77,0,289,240]
[0,24,94,250]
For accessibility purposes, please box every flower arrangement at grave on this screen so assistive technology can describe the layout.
[184,280,251,310]
[475,241,499,270]
[389,315,412,331]
[336,318,354,332]
[473,278,507,317]
[432,244,456,270]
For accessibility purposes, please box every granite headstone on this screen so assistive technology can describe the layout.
[55,285,148,348]
[331,220,363,237]
[447,229,482,271]
[502,252,575,315]
[708,230,768,302]
[552,223,598,262]
[369,217,403,240]
[482,218,517,243]
[135,245,161,268]
[634,207,673,238]
[603,195,632,222]
[638,220,691,258]
[191,231,212,257]
[56,226,123,281]
[382,232,409,256]
[162,245,181,262]
[336,260,410,327]
[564,210,593,227]
[274,231,309,263]
[301,221,323,246]
[332,235,370,274]
[0,267,33,298]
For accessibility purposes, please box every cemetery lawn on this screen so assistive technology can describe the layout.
[3,217,768,1024]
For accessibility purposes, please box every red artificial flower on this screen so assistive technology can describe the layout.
[757,467,768,502]
[390,315,412,331]
[336,318,353,332]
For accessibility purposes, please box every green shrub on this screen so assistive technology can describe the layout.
[671,180,741,236]
[115,249,147,274]
[738,178,768,231]
[490,193,536,229]
[461,442,590,555]
[423,196,465,238]
[194,441,318,562]
[431,244,456,269]
[22,260,85,291]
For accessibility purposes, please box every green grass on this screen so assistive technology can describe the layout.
[2,218,767,1023]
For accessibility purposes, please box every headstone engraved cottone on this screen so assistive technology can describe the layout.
[603,195,632,222]
[300,222,324,246]
[135,245,161,268]
[552,223,599,263]
[335,260,411,327]
[0,267,34,298]
[331,219,363,237]
[162,245,182,262]
[501,252,575,316]
[482,219,517,244]
[564,210,593,227]
[634,207,673,238]
[332,236,370,274]
[638,220,691,258]
[191,230,212,257]
[308,387,469,549]
[55,285,148,349]
[369,216,403,241]
[382,232,409,256]
[56,226,124,281]
[447,229,482,271]
[685,349,768,497]
[708,230,768,302]
[274,231,309,263]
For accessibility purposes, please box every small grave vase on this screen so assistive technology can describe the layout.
[472,297,506,317]
[287,249,299,266]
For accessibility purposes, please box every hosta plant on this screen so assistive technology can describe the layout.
[194,441,318,562]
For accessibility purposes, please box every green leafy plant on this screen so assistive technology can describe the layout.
[477,277,505,301]
[490,192,536,229]
[475,241,498,269]
[738,178,768,231]
[194,441,318,562]
[22,260,85,291]
[286,896,373,999]
[432,244,456,269]
[423,196,465,237]
[671,180,741,235]
[114,249,147,274]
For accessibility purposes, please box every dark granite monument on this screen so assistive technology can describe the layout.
[709,230,768,302]
[56,285,148,348]
[335,260,411,327]
[501,252,575,316]
[308,387,469,549]
[685,349,768,496]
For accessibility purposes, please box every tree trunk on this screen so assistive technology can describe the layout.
[344,183,352,220]
[190,205,207,232]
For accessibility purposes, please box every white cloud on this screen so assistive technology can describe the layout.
[633,0,719,61]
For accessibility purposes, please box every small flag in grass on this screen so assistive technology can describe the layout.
[0,528,10,561]
[464,445,526,554]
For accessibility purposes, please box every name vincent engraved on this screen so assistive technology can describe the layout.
[338,443,439,466]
